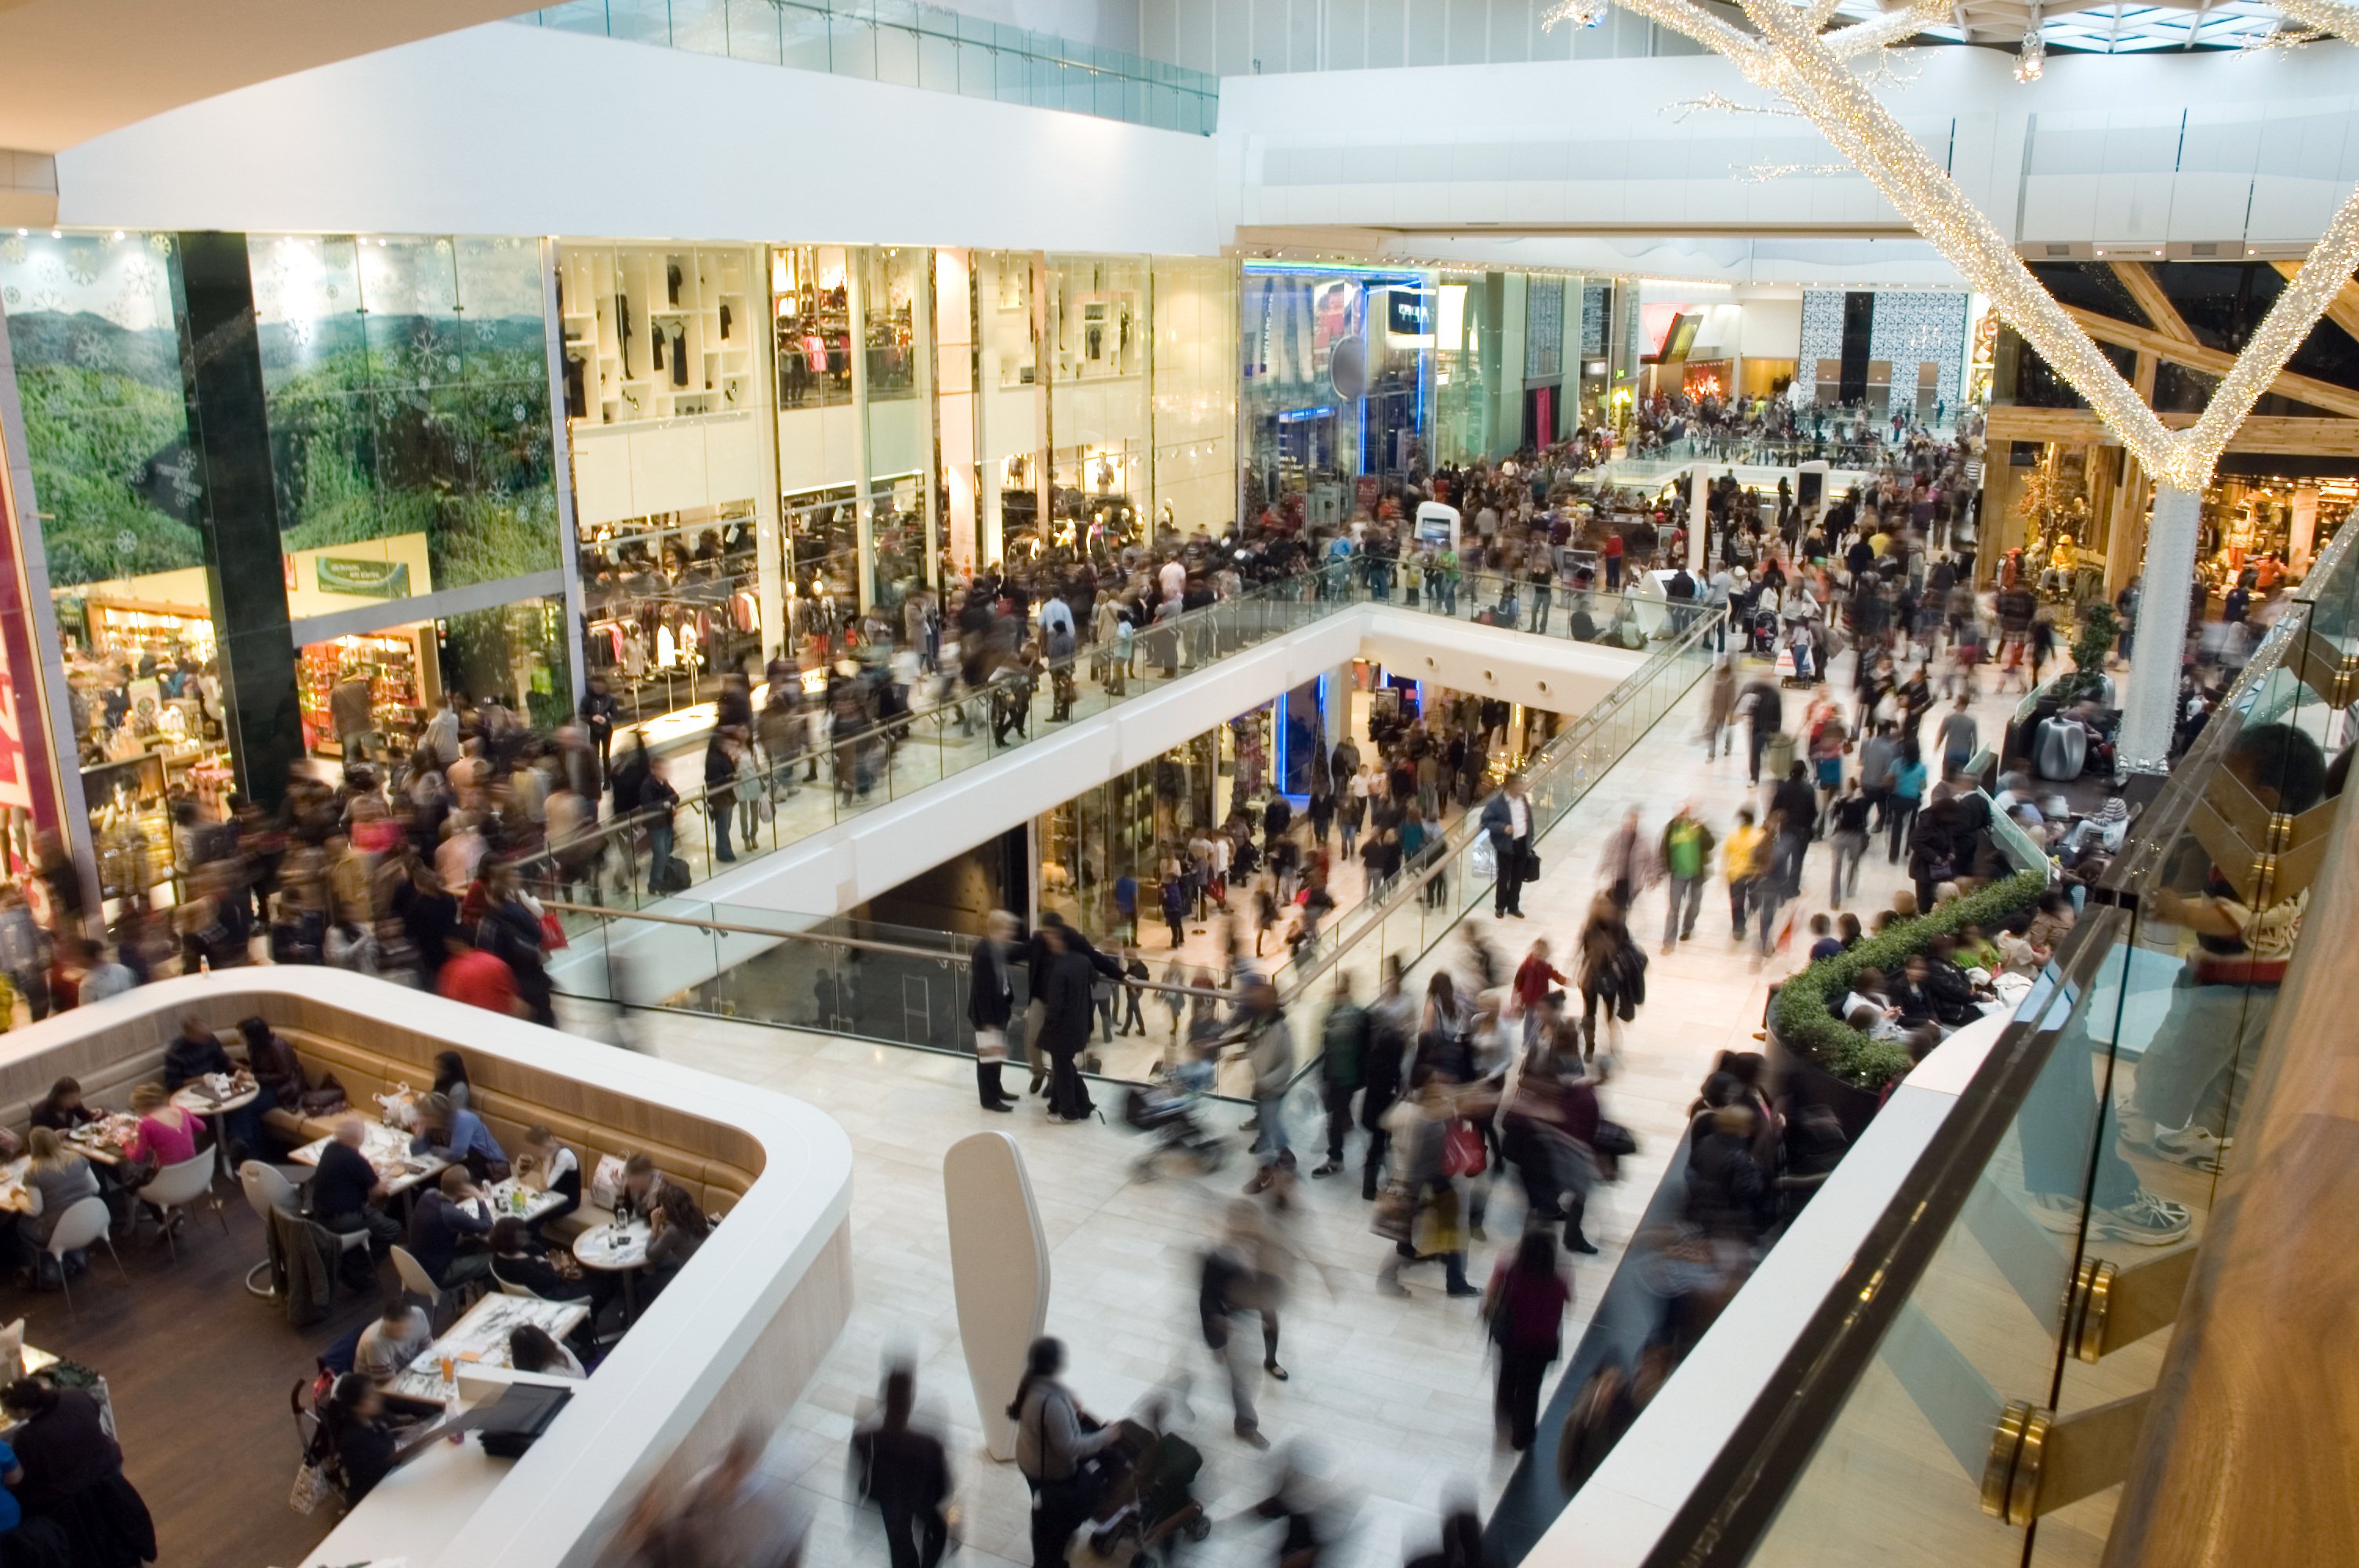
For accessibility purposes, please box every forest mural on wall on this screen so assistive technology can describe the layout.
[0,230,203,590]
[248,233,560,595]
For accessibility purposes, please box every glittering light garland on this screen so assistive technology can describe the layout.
[1739,162,1855,181]
[2235,26,2327,50]
[2270,0,2359,37]
[1591,0,2359,492]
[1661,91,1802,120]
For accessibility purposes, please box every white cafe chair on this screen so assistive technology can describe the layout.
[42,1196,127,1317]
[141,1152,228,1260]
[239,1160,370,1298]
[391,1244,451,1327]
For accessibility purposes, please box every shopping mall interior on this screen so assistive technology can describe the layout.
[0,2,2352,1566]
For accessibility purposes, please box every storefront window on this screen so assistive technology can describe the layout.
[1239,263,1432,530]
[579,504,763,727]
[0,229,230,902]
[859,246,921,400]
[249,233,561,598]
[771,245,853,408]
[434,594,573,734]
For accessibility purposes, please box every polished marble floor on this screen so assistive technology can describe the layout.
[573,648,2025,1568]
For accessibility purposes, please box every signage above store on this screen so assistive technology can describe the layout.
[1387,289,1430,337]
[315,557,413,601]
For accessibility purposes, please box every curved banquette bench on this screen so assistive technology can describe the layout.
[0,969,852,1568]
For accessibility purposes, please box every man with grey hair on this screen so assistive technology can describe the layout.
[967,909,1019,1112]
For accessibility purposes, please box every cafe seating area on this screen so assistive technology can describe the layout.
[0,969,854,1568]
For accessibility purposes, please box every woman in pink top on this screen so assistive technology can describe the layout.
[125,1083,199,1167]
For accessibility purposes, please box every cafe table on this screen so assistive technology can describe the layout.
[481,1178,569,1227]
[387,1292,590,1402]
[572,1218,653,1321]
[61,1115,139,1167]
[171,1073,260,1179]
[289,1120,447,1200]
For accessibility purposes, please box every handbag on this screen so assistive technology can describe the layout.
[1523,846,1543,880]
[1441,1118,1488,1178]
[1593,1120,1638,1159]
[289,1457,333,1515]
[299,1072,349,1119]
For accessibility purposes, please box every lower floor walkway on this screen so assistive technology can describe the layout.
[563,644,2025,1567]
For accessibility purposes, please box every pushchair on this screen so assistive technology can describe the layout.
[1121,1078,1227,1178]
[1746,608,1779,656]
[1088,1420,1211,1567]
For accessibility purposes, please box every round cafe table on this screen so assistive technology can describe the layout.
[170,1081,260,1180]
[572,1219,652,1321]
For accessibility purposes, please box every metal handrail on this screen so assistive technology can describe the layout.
[1280,597,1725,1002]
[1612,510,2359,1568]
[540,898,1227,1004]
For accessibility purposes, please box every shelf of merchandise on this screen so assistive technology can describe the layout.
[558,244,755,427]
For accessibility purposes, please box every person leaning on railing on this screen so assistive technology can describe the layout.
[2119,722,2330,1175]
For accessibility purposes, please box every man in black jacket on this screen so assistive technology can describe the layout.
[1034,926,1096,1123]
[1312,971,1371,1179]
[967,910,1018,1112]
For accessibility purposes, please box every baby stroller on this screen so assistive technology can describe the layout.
[1746,608,1779,656]
[1122,1077,1227,1178]
[1089,1420,1210,1567]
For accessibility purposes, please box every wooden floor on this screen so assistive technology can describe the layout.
[0,1175,384,1568]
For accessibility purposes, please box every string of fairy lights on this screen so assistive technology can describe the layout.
[1540,0,2359,494]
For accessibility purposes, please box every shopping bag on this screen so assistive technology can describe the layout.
[1469,834,1497,881]
[974,1027,1006,1064]
[1441,1118,1488,1178]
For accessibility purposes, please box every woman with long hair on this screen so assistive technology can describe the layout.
[1008,1338,1118,1568]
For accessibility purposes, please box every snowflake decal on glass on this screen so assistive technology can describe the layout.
[0,237,22,266]
[147,234,173,258]
[62,248,100,288]
[70,329,114,369]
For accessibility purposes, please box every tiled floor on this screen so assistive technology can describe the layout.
[572,646,2023,1568]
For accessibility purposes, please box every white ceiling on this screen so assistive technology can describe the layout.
[0,0,541,154]
[1835,0,2304,49]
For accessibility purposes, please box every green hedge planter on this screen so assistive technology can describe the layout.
[1770,867,2050,1091]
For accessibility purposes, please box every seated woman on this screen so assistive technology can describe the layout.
[1918,935,1986,1027]
[507,1323,586,1380]
[28,1078,97,1134]
[123,1083,202,1223]
[318,1373,440,1503]
[643,1184,710,1291]
[431,1051,474,1117]
[486,1218,598,1305]
[237,1016,308,1118]
[1837,967,1897,1026]
[15,1130,102,1288]
[512,1125,580,1230]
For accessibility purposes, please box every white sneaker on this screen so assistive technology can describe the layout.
[2028,1192,2087,1233]
[2086,1190,2193,1246]
[2150,1124,2232,1174]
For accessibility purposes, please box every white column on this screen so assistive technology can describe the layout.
[2117,483,2202,775]
[913,249,940,590]
[846,254,874,612]
[935,249,979,578]
[1689,465,1709,573]
[2291,485,2320,572]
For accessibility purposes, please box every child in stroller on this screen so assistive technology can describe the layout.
[1122,1072,1228,1178]
[1088,1396,1212,1568]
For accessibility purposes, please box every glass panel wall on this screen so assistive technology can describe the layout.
[560,240,769,730]
[251,234,561,595]
[1239,263,1434,533]
[1,230,220,906]
[1147,256,1238,542]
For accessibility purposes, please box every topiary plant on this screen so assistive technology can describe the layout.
[1771,868,2050,1089]
[2051,602,2120,706]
